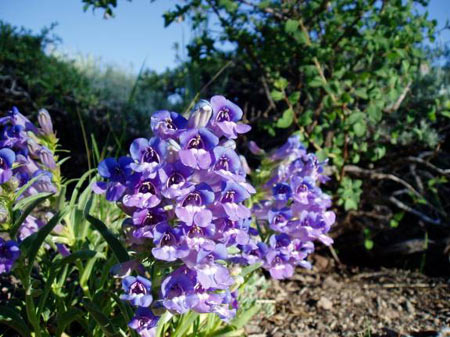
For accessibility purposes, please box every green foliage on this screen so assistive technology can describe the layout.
[337,177,362,211]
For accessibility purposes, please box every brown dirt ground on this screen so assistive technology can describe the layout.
[246,256,450,337]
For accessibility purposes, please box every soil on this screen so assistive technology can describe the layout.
[246,255,450,337]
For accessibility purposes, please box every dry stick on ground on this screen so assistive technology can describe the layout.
[344,166,445,225]
[404,156,450,177]
[344,165,424,200]
[389,194,441,226]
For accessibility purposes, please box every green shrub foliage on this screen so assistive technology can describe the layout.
[82,0,449,239]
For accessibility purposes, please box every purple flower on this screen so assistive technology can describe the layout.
[56,244,71,257]
[268,208,292,233]
[128,307,159,337]
[208,95,251,139]
[159,162,194,198]
[0,125,28,150]
[0,238,20,274]
[132,208,167,227]
[214,219,249,246]
[192,289,225,314]
[152,223,189,261]
[93,156,133,201]
[194,262,234,290]
[30,170,57,195]
[122,173,162,209]
[269,135,305,161]
[120,276,153,307]
[0,148,15,184]
[175,183,215,227]
[130,137,166,173]
[287,211,334,246]
[178,128,218,169]
[18,215,44,241]
[182,225,217,264]
[265,249,295,280]
[98,157,133,183]
[151,110,187,139]
[160,267,199,314]
[291,176,316,205]
[272,183,292,204]
[7,107,38,133]
[212,146,242,178]
[219,181,251,221]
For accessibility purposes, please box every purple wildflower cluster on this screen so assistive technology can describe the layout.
[0,107,57,196]
[252,135,335,279]
[94,96,257,335]
[0,107,59,273]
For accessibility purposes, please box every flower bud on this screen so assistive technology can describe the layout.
[166,139,181,163]
[27,138,41,158]
[39,147,56,170]
[221,139,236,150]
[248,141,265,155]
[239,154,251,175]
[37,109,54,135]
[187,99,212,129]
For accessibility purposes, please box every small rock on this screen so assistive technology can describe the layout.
[323,276,341,289]
[318,296,333,310]
[406,300,415,314]
[353,296,365,305]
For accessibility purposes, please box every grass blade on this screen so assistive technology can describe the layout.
[0,305,31,336]
[85,213,129,263]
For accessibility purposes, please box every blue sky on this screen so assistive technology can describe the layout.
[1,0,449,74]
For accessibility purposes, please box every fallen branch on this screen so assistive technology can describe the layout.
[344,165,422,199]
[363,283,443,289]
[405,156,450,177]
[389,195,442,226]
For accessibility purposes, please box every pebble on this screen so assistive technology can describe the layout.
[318,296,333,310]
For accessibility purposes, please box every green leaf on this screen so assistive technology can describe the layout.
[38,250,99,316]
[354,88,368,99]
[274,78,288,90]
[440,110,450,118]
[353,122,367,137]
[276,108,294,128]
[270,90,284,101]
[83,300,120,337]
[69,168,97,210]
[309,77,323,88]
[288,91,301,104]
[364,239,374,250]
[285,19,299,33]
[55,308,88,337]
[258,0,270,9]
[0,305,31,336]
[172,312,199,337]
[10,192,53,239]
[13,173,48,201]
[85,213,130,263]
[344,198,358,210]
[239,262,262,278]
[232,303,261,329]
[293,30,307,44]
[24,208,69,275]
[367,105,382,122]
